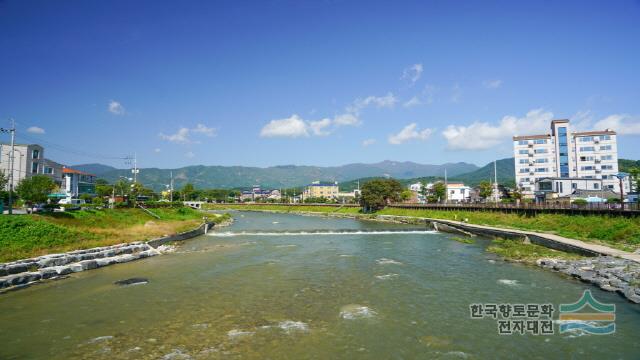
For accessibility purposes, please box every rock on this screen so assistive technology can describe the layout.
[69,264,84,273]
[55,266,73,275]
[39,268,58,279]
[79,260,98,271]
[114,278,149,286]
[6,264,28,275]
[116,254,136,263]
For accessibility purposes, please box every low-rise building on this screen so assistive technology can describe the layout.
[304,181,339,199]
[61,168,97,199]
[0,143,45,190]
[446,183,471,202]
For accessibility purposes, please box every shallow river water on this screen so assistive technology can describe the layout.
[1,211,639,359]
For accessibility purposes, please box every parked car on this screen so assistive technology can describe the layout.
[27,204,46,214]
[56,198,86,211]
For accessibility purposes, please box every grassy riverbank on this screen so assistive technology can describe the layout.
[0,207,229,262]
[486,238,585,263]
[205,204,640,250]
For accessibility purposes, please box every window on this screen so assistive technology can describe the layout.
[518,140,529,145]
[601,135,611,141]
[579,156,594,161]
[32,149,39,159]
[44,167,53,174]
[580,146,595,152]
[535,158,548,163]
[579,136,593,142]
[580,166,595,171]
[31,162,38,174]
[535,168,548,173]
[519,168,530,173]
[534,148,547,154]
[572,183,577,189]
[519,159,529,164]
[600,145,612,151]
[533,139,547,144]
[518,150,529,155]
[601,155,613,160]
[594,183,600,190]
[601,165,613,170]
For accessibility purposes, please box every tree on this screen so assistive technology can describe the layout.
[15,175,55,206]
[360,178,403,211]
[400,189,413,202]
[181,183,195,201]
[431,182,446,203]
[478,181,493,200]
[0,171,7,190]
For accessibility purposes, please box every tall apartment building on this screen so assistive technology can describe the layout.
[513,119,627,198]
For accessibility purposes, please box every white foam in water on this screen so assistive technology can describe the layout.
[208,230,438,237]
[339,254,354,257]
[497,279,520,286]
[275,244,297,248]
[375,273,399,280]
[277,320,309,333]
[227,329,254,339]
[376,258,403,265]
[339,304,377,319]
[87,336,113,344]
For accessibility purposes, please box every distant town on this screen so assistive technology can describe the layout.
[1,118,638,212]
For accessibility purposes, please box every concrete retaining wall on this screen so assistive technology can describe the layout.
[146,221,214,248]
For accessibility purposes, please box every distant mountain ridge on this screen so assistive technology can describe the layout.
[71,160,479,190]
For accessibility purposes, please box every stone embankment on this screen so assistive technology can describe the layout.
[0,242,160,291]
[538,257,640,304]
[0,220,225,293]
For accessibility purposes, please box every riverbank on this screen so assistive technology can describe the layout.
[0,207,230,262]
[205,204,640,251]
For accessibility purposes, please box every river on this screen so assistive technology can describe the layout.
[0,211,638,359]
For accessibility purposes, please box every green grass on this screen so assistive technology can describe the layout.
[0,207,228,262]
[487,238,585,263]
[451,236,475,244]
[375,208,640,249]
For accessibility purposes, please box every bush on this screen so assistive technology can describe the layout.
[573,198,588,207]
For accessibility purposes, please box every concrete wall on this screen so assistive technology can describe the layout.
[146,221,214,248]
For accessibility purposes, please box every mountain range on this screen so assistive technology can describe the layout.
[72,160,479,190]
[73,158,637,191]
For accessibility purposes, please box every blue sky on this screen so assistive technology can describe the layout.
[1,0,639,169]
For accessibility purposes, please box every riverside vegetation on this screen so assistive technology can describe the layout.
[204,204,640,251]
[0,207,229,262]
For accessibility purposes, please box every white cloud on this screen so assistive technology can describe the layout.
[593,114,640,135]
[348,93,397,114]
[388,123,433,145]
[26,126,45,134]
[442,108,554,150]
[333,113,359,126]
[159,123,217,144]
[108,100,125,115]
[192,123,216,137]
[402,63,423,84]
[362,138,376,146]
[259,111,362,138]
[154,148,161,153]
[159,127,192,144]
[309,118,332,136]
[482,79,503,89]
[403,96,421,108]
[260,114,310,138]
[185,151,195,158]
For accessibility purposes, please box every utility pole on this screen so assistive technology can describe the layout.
[494,160,499,203]
[0,120,16,214]
[170,171,174,202]
[132,152,138,183]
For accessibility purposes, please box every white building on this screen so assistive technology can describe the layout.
[446,183,471,202]
[535,177,604,198]
[513,119,628,198]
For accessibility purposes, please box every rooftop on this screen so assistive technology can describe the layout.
[62,168,96,176]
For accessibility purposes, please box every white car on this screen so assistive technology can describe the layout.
[58,198,86,205]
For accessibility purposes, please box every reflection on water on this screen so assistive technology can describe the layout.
[0,211,639,359]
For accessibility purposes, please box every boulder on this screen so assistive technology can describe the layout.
[79,260,98,271]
